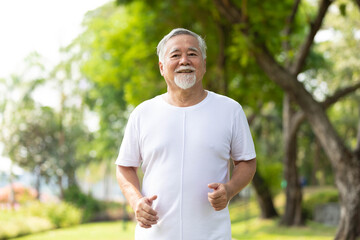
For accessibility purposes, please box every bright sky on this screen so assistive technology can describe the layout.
[0,0,111,173]
[0,0,112,79]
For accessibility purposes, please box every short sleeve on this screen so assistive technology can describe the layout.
[230,107,256,161]
[115,112,142,167]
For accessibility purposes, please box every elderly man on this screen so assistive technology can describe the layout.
[115,28,256,240]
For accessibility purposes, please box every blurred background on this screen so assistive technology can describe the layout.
[0,0,359,239]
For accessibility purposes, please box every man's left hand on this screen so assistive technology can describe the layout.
[207,183,230,211]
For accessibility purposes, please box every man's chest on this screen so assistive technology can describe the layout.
[138,110,232,161]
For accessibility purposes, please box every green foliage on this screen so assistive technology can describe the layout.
[67,0,229,164]
[302,189,339,220]
[249,103,283,194]
[1,53,93,195]
[4,103,90,187]
[23,201,82,228]
[314,0,360,151]
[0,201,82,239]
[258,161,283,194]
[297,123,333,186]
[338,3,347,17]
[80,1,163,106]
[242,0,297,54]
[68,0,288,172]
[63,186,102,222]
[59,0,359,228]
[0,215,53,239]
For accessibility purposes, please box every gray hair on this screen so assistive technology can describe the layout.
[156,28,207,63]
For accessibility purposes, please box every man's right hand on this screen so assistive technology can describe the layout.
[135,195,159,228]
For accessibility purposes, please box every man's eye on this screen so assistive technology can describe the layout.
[171,54,180,58]
[189,53,197,56]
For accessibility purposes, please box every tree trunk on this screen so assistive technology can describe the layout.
[67,166,78,188]
[246,112,278,219]
[254,48,360,240]
[35,166,41,200]
[334,156,360,240]
[57,175,64,199]
[252,171,278,218]
[211,0,360,237]
[8,164,16,208]
[280,94,304,226]
[311,139,320,185]
[104,161,111,201]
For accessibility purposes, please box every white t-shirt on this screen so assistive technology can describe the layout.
[115,91,256,240]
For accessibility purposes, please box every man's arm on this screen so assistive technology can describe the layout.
[116,165,159,228]
[208,158,256,211]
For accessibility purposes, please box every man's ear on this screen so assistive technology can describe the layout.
[159,61,164,76]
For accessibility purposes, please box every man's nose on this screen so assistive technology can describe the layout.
[179,54,190,65]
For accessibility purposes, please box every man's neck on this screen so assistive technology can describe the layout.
[165,87,208,107]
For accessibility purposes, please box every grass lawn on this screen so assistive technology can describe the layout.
[229,191,337,240]
[13,221,136,240]
[14,187,338,240]
[13,204,336,240]
[231,218,336,240]
[13,217,336,240]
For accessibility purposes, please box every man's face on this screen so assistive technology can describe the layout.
[159,34,206,90]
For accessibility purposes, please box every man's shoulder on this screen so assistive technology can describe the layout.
[130,95,163,116]
[208,91,243,110]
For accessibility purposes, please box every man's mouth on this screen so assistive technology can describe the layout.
[175,67,195,73]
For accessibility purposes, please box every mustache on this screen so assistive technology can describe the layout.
[175,66,196,73]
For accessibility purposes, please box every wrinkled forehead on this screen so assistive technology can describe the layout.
[163,34,200,56]
[168,47,200,55]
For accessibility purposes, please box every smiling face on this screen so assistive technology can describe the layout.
[159,34,206,90]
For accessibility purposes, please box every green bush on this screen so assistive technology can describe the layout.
[302,189,339,219]
[23,201,82,228]
[63,185,103,222]
[50,202,82,227]
[258,161,283,195]
[0,215,53,239]
[0,201,82,239]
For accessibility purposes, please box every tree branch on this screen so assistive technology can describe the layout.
[254,44,306,95]
[213,0,242,24]
[289,0,332,75]
[321,81,360,108]
[355,105,360,157]
[288,81,360,138]
[290,110,306,137]
[355,0,360,9]
[282,0,302,56]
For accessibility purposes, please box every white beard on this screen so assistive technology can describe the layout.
[174,73,196,89]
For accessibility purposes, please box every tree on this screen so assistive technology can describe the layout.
[0,53,47,199]
[1,52,93,199]
[68,0,284,217]
[214,0,360,238]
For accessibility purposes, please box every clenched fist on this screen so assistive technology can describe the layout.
[135,195,159,228]
[208,183,230,211]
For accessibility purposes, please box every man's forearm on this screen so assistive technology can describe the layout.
[116,165,143,210]
[225,158,256,200]
[116,165,159,228]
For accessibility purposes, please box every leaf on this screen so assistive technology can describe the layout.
[339,3,347,17]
